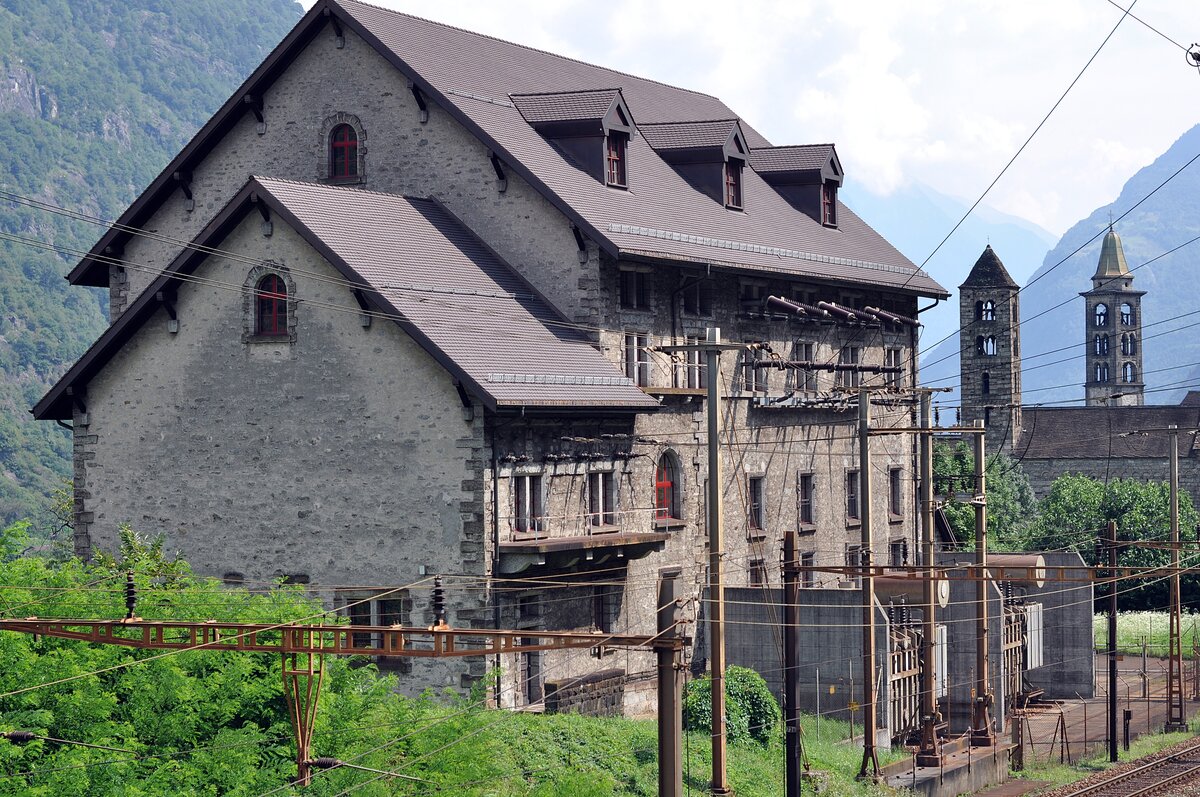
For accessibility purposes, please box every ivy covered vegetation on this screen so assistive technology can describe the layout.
[0,0,300,524]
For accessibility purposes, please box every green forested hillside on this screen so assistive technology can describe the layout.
[0,0,302,523]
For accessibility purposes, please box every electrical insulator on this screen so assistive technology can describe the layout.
[124,571,137,620]
[3,731,36,744]
[429,575,447,630]
[309,756,341,769]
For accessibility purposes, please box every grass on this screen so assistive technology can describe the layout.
[1012,713,1200,790]
[1093,611,1200,658]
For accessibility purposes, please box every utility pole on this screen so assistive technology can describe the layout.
[1107,519,1119,762]
[916,392,943,766]
[658,572,684,797]
[783,527,803,797]
[857,388,880,780]
[1166,424,1187,732]
[971,419,995,746]
[705,327,737,795]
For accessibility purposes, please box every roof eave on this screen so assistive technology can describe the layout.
[65,1,335,287]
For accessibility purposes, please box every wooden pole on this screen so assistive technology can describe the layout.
[784,527,802,797]
[971,419,995,746]
[705,327,733,795]
[857,389,880,780]
[657,573,684,797]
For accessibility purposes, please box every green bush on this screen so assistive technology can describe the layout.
[682,666,780,745]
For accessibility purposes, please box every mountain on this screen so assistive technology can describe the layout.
[842,181,1057,349]
[923,123,1200,413]
[0,0,301,523]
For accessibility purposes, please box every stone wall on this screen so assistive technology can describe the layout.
[544,668,626,717]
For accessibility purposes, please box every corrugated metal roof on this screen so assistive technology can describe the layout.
[749,144,835,174]
[257,177,658,409]
[638,120,738,151]
[510,89,620,125]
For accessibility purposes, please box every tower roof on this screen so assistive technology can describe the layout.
[1093,227,1131,280]
[960,245,1018,289]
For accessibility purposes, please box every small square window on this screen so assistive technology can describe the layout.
[749,559,767,587]
[682,280,714,317]
[619,269,649,310]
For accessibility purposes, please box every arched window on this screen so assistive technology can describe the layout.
[983,336,997,356]
[256,274,288,336]
[1095,362,1109,382]
[975,335,985,355]
[1123,362,1137,383]
[1121,303,1134,325]
[1095,335,1109,355]
[654,453,680,521]
[1121,334,1129,355]
[981,372,990,395]
[329,123,358,179]
[974,301,983,321]
[980,300,995,322]
[1095,303,1108,327]
[1128,333,1136,355]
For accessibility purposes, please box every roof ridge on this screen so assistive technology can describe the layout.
[639,118,740,126]
[333,0,727,103]
[752,143,835,150]
[509,87,622,98]
[252,174,432,204]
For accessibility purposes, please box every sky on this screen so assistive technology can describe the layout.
[300,0,1199,240]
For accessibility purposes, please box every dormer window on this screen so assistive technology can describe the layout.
[606,131,628,188]
[725,159,744,210]
[821,183,837,226]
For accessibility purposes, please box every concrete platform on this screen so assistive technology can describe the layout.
[883,741,1012,797]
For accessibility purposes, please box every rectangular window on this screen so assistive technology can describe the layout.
[744,346,768,393]
[797,473,815,527]
[845,544,863,588]
[725,159,743,209]
[889,539,908,568]
[748,476,765,534]
[846,470,860,522]
[749,559,767,587]
[674,335,708,390]
[739,281,765,315]
[624,332,651,387]
[885,348,903,388]
[889,467,903,518]
[682,280,714,316]
[588,470,618,527]
[821,183,837,226]
[593,583,619,633]
[793,341,817,392]
[347,593,412,649]
[800,552,816,588]
[791,285,818,307]
[513,474,544,535]
[618,269,649,310]
[838,346,861,388]
[606,132,627,188]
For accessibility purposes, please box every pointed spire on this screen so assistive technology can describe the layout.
[1093,227,1130,280]
[960,245,1018,289]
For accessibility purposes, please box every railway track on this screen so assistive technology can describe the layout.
[1061,739,1200,797]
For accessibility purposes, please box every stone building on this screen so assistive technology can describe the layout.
[958,228,1200,506]
[36,0,948,709]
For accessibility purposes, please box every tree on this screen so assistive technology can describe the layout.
[933,441,1036,550]
[1020,474,1200,611]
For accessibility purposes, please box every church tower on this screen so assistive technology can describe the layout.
[1082,226,1144,406]
[959,245,1021,449]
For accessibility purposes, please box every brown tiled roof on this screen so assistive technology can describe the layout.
[638,120,739,151]
[960,245,1018,289]
[510,89,621,126]
[66,0,948,299]
[749,144,835,174]
[1014,405,1200,460]
[35,177,659,419]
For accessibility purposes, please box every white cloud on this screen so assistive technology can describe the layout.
[300,0,1200,236]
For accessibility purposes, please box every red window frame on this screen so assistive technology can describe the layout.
[725,159,743,209]
[606,132,627,187]
[255,274,288,337]
[329,124,358,179]
[655,456,677,520]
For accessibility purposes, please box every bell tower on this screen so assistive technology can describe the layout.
[959,246,1022,450]
[1082,226,1144,406]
